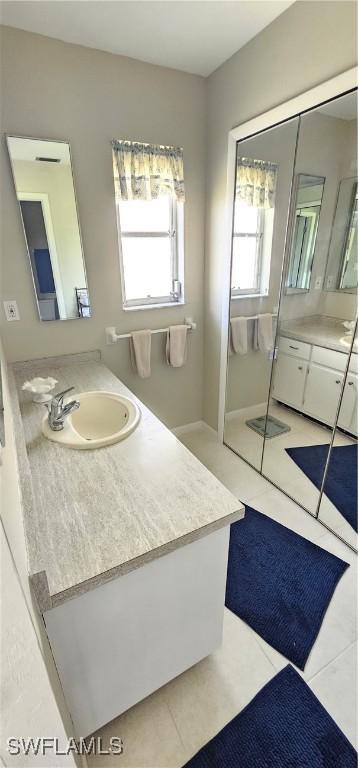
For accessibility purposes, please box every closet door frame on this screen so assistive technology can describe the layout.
[218,66,357,443]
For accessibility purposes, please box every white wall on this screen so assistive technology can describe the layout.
[0,25,206,428]
[205,0,357,429]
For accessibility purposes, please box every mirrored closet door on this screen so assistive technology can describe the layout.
[224,117,299,469]
[317,321,358,550]
[223,87,357,549]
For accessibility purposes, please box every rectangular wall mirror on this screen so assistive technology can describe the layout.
[286,173,325,292]
[325,175,358,292]
[7,136,91,321]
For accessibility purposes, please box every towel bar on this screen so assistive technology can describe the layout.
[105,318,196,344]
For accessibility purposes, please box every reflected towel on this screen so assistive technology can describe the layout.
[254,314,274,353]
[166,325,188,367]
[130,330,151,378]
[230,317,248,355]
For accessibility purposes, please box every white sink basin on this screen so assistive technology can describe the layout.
[42,390,141,449]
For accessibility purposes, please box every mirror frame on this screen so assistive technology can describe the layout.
[5,134,90,322]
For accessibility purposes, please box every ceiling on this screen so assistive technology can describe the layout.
[8,137,70,164]
[0,1,294,77]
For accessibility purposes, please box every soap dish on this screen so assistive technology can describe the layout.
[22,377,58,403]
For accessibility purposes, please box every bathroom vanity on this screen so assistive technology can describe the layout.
[11,354,243,736]
[274,316,358,436]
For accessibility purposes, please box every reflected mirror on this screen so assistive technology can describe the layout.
[7,136,91,321]
[224,118,300,470]
[317,320,358,550]
[286,174,325,291]
[325,176,358,292]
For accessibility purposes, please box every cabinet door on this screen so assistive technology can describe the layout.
[304,364,343,426]
[338,374,358,434]
[272,353,308,409]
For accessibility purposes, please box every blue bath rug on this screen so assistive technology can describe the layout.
[286,443,358,532]
[183,665,356,768]
[225,506,349,669]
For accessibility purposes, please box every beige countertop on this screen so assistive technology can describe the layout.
[12,354,244,612]
[280,315,356,354]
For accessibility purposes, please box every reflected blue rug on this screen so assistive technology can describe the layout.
[286,443,358,532]
[225,506,349,669]
[184,665,356,767]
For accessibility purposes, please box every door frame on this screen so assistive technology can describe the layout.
[218,66,358,442]
[18,191,67,319]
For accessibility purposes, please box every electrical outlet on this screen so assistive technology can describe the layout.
[3,300,20,321]
[314,276,322,290]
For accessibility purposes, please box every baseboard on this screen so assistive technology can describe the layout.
[172,420,218,438]
[225,402,267,422]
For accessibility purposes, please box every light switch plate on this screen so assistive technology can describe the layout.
[3,300,20,321]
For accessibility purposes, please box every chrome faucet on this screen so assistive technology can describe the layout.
[47,387,80,431]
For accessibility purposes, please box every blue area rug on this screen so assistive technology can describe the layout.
[184,665,356,767]
[225,506,349,669]
[286,443,358,533]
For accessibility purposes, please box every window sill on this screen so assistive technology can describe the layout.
[123,300,186,312]
[231,293,269,301]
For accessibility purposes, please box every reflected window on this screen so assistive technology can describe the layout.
[231,157,277,297]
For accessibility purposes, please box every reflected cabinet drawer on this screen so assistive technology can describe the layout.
[278,336,311,360]
[311,345,348,372]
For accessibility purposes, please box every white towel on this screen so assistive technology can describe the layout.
[130,330,151,378]
[254,314,273,353]
[230,317,248,355]
[166,325,188,368]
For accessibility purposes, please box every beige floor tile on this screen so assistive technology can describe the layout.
[87,689,187,768]
[309,642,358,748]
[161,609,276,759]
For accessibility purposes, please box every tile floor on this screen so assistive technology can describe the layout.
[224,401,357,550]
[89,424,357,767]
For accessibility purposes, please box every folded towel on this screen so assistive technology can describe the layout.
[254,314,274,353]
[166,325,188,368]
[130,330,151,378]
[230,317,248,355]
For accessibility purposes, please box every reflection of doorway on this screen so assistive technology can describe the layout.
[18,192,66,319]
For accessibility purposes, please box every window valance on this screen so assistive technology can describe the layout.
[112,139,185,203]
[236,157,278,209]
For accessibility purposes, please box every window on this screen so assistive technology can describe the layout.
[112,139,185,309]
[231,201,268,296]
[117,196,183,308]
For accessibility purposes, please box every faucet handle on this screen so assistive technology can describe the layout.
[52,386,75,404]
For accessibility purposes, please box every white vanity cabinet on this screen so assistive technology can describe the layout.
[338,373,358,433]
[272,353,308,409]
[273,336,357,436]
[303,364,343,425]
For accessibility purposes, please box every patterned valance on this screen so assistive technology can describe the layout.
[236,157,278,209]
[112,139,185,203]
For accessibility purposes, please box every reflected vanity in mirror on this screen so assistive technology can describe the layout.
[6,136,90,321]
[222,85,357,550]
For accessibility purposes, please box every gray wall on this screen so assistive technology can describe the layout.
[0,25,206,428]
[204,0,357,429]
